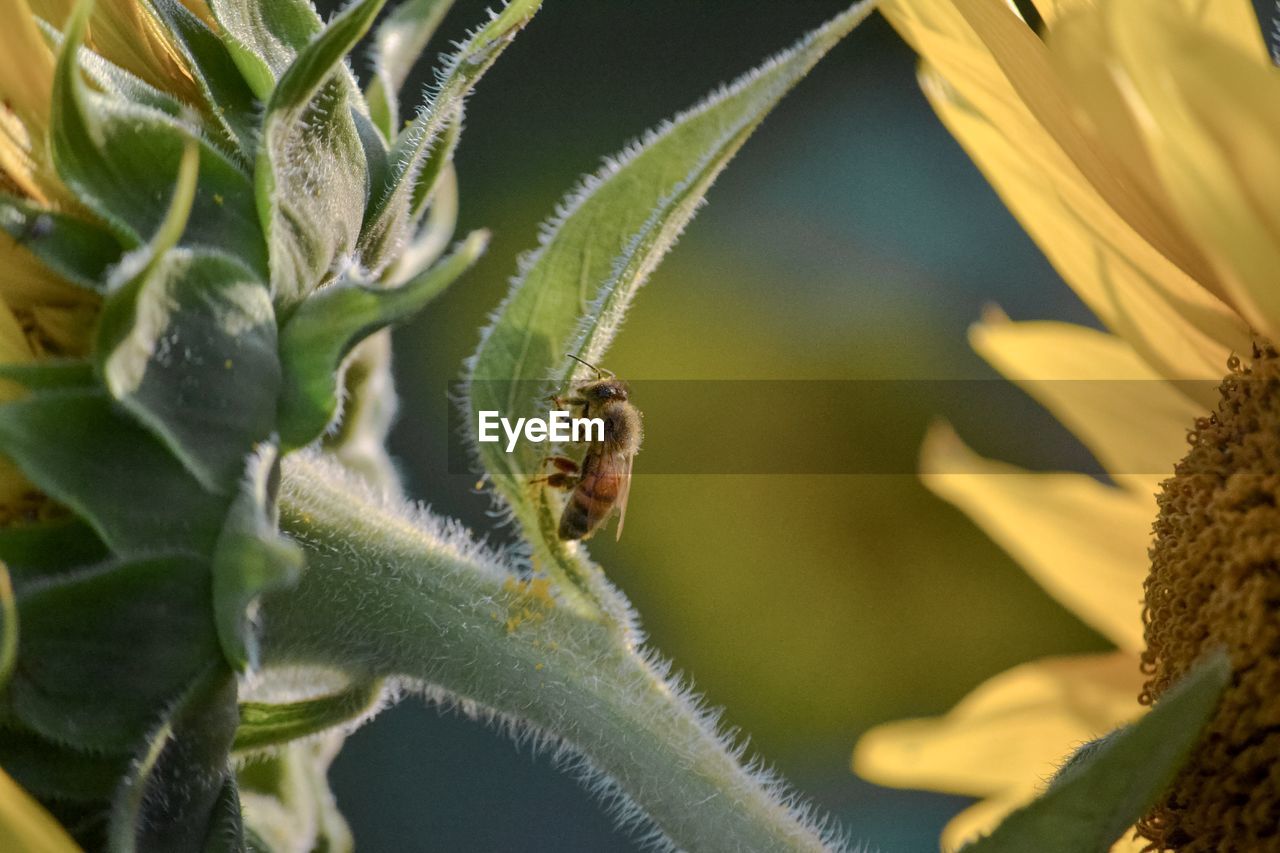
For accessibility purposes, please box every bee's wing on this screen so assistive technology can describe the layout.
[614,452,633,541]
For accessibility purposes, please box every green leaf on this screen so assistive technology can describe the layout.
[0,390,226,554]
[277,230,488,448]
[359,0,540,273]
[234,680,383,752]
[0,194,120,290]
[0,360,96,391]
[254,0,384,305]
[97,248,280,493]
[206,0,323,100]
[965,651,1230,853]
[0,724,125,803]
[237,738,352,853]
[50,3,267,277]
[109,665,241,853]
[382,159,458,287]
[212,444,303,671]
[365,0,456,138]
[352,106,391,203]
[464,1,873,578]
[319,333,402,493]
[9,554,221,751]
[36,17,185,118]
[87,135,280,493]
[200,780,246,853]
[408,115,461,222]
[148,0,263,156]
[0,520,107,585]
[361,116,462,278]
[267,0,385,114]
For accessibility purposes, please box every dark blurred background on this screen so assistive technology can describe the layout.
[322,2,1113,850]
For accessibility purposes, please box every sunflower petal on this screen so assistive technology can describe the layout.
[942,794,1026,852]
[1030,0,1268,64]
[0,236,96,362]
[0,766,80,853]
[970,317,1205,492]
[0,302,32,367]
[0,3,61,205]
[1102,0,1280,341]
[0,0,56,127]
[914,64,1244,388]
[854,651,1143,798]
[31,0,201,104]
[887,0,1216,290]
[921,423,1148,650]
[883,0,1249,383]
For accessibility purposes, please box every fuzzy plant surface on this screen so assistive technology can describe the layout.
[0,0,879,849]
[0,0,1240,851]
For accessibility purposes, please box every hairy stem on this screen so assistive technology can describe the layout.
[260,452,841,852]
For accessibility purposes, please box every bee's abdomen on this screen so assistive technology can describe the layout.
[558,490,595,540]
[558,457,621,540]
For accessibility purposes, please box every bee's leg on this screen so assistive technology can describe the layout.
[544,394,587,411]
[529,456,580,489]
[542,472,579,489]
[546,456,579,474]
[530,472,579,490]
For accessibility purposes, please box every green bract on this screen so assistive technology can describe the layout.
[965,652,1229,853]
[1,0,520,845]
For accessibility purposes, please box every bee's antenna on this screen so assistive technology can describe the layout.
[567,353,614,379]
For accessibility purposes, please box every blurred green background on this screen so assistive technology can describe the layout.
[323,2,1113,850]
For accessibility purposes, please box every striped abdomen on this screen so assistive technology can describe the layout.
[559,450,627,540]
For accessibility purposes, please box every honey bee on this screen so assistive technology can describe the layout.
[537,355,642,541]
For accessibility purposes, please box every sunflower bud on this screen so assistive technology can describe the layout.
[0,0,518,845]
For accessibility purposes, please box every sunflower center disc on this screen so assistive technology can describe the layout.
[1138,345,1280,851]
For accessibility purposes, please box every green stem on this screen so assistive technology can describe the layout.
[262,452,842,852]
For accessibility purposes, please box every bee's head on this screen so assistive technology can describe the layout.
[584,379,628,403]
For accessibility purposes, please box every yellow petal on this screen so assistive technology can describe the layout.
[920,423,1148,650]
[0,300,33,368]
[1102,0,1280,341]
[178,0,214,27]
[0,116,49,205]
[27,304,95,357]
[1045,8,1168,212]
[942,793,1027,852]
[31,0,200,104]
[883,0,1250,382]
[0,0,56,128]
[0,293,36,508]
[0,767,81,853]
[854,651,1143,797]
[1030,0,1269,65]
[970,316,1205,493]
[917,66,1243,391]
[1109,830,1151,853]
[0,237,95,314]
[1036,0,1268,59]
[886,0,1218,295]
[0,0,61,202]
[0,230,97,359]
